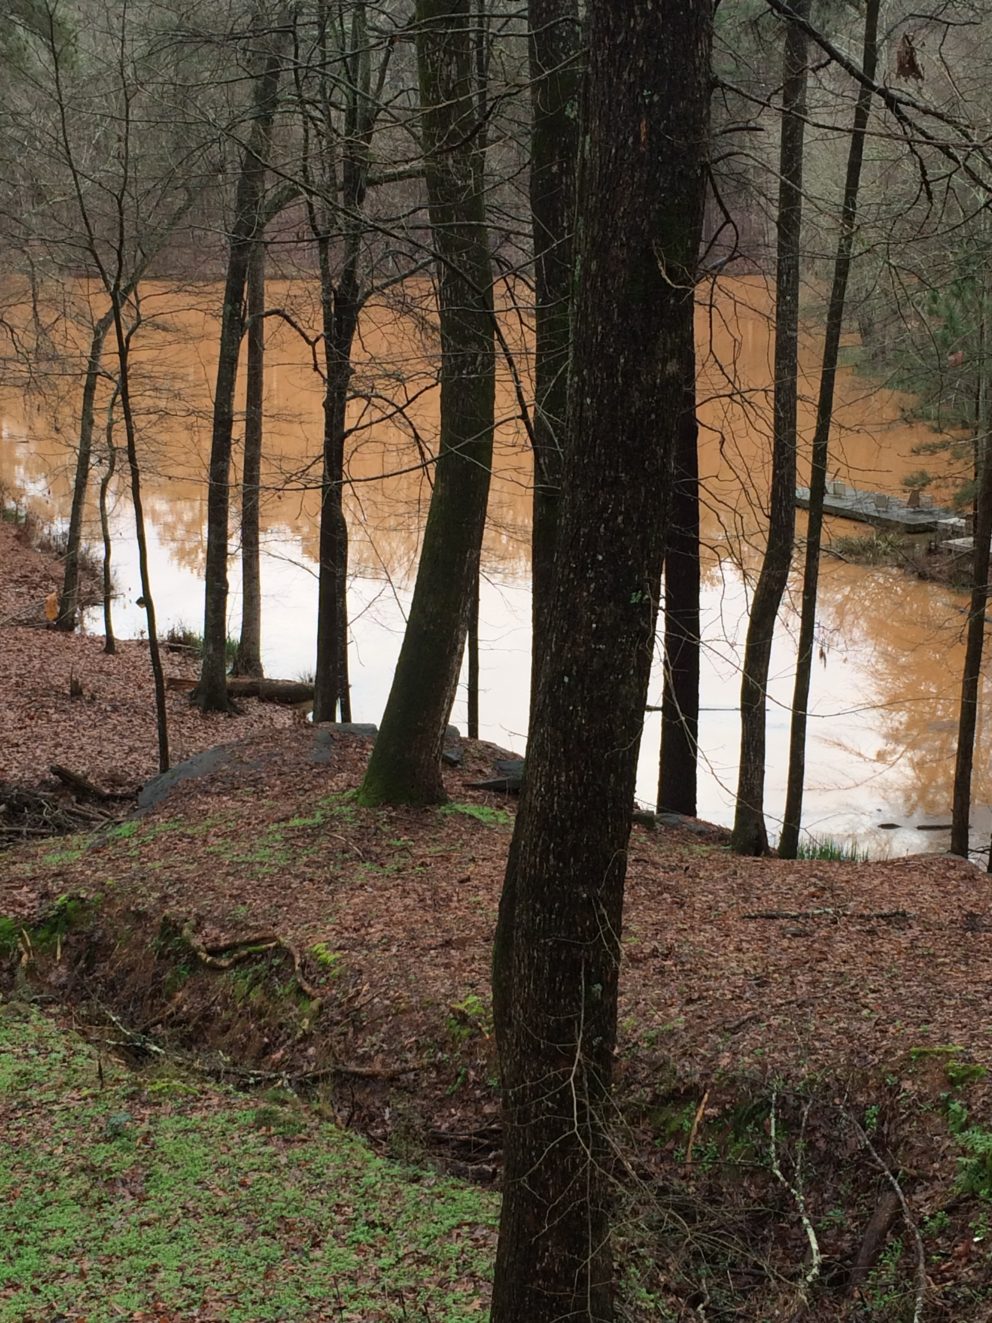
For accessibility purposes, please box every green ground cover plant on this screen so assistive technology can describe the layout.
[0,1001,496,1322]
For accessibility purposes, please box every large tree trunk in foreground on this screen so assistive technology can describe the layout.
[658,343,701,817]
[196,18,286,712]
[951,276,992,859]
[527,0,580,714]
[731,3,808,856]
[490,2,711,1318]
[232,236,266,680]
[358,0,495,805]
[779,0,878,858]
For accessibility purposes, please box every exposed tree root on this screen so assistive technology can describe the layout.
[178,922,324,1006]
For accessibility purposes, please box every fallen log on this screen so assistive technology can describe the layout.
[848,1188,902,1296]
[166,676,314,705]
[50,764,132,803]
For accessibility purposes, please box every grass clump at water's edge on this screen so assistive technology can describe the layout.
[790,835,871,863]
[0,1001,496,1323]
[163,621,239,669]
[830,531,908,565]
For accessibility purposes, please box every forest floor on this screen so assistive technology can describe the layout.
[0,516,295,797]
[4,512,992,1320]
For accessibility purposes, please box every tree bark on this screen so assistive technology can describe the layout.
[467,570,479,738]
[490,2,711,1318]
[658,342,701,817]
[309,1,385,725]
[779,0,878,858]
[527,0,580,714]
[358,0,495,805]
[232,236,266,680]
[196,15,286,712]
[57,313,112,630]
[731,3,808,856]
[99,389,118,655]
[951,266,992,858]
[114,311,169,773]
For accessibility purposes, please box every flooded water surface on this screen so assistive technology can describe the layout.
[1,276,984,856]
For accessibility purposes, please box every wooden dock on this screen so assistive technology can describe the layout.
[795,483,966,536]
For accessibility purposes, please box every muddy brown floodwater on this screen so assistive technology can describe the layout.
[0,275,985,858]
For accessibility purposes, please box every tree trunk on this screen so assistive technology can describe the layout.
[232,236,266,679]
[113,311,169,773]
[99,389,118,655]
[658,342,701,817]
[312,232,358,722]
[57,313,112,630]
[951,267,992,858]
[196,17,286,712]
[358,0,495,805]
[779,0,879,859]
[467,570,479,738]
[731,4,808,856]
[311,0,379,726]
[527,0,580,713]
[490,2,711,1318]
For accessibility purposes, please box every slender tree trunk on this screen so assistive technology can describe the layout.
[112,311,169,772]
[358,0,495,805]
[311,0,377,725]
[196,18,286,712]
[731,4,808,856]
[658,342,701,816]
[312,230,359,722]
[57,313,112,630]
[527,0,580,714]
[99,390,118,656]
[467,572,479,738]
[951,269,992,858]
[232,237,266,679]
[779,0,879,858]
[490,3,711,1318]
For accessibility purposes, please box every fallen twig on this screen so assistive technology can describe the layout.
[743,908,912,922]
[85,998,420,1084]
[769,1088,822,1302]
[684,1087,710,1174]
[851,1116,927,1322]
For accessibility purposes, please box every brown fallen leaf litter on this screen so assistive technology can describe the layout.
[6,505,992,1317]
[0,517,295,797]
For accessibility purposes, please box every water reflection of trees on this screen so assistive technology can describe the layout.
[3,275,963,590]
[0,280,534,585]
[805,559,977,817]
[5,274,988,824]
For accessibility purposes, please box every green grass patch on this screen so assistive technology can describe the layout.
[164,621,238,669]
[830,532,908,565]
[792,835,870,863]
[439,803,510,827]
[0,1001,496,1322]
